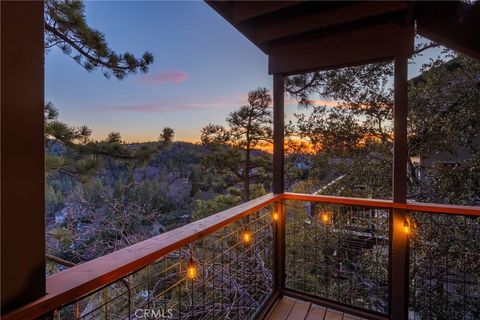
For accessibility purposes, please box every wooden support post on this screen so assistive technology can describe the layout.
[1,1,46,314]
[391,55,409,320]
[272,74,285,292]
[273,74,284,195]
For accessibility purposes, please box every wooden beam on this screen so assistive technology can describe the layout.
[268,23,414,75]
[232,1,304,23]
[2,194,281,320]
[256,1,408,43]
[1,1,46,314]
[417,2,480,61]
[206,0,269,54]
[391,55,409,320]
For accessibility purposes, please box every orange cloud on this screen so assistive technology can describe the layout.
[307,99,342,108]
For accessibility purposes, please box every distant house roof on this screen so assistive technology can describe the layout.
[207,1,480,75]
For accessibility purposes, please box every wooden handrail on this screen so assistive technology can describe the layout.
[282,192,480,216]
[2,193,281,320]
[282,192,402,209]
[3,192,478,319]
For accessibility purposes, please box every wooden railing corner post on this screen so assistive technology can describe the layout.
[390,208,410,320]
[391,53,410,320]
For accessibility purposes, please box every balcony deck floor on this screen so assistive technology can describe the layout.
[265,296,366,320]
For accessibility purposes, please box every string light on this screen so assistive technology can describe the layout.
[241,227,252,244]
[320,209,331,225]
[186,257,197,279]
[273,211,279,221]
[272,203,279,221]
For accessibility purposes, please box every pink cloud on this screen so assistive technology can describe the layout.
[140,70,188,85]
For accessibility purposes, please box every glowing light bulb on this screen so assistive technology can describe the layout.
[186,258,197,279]
[273,212,279,221]
[241,228,252,244]
[321,210,331,225]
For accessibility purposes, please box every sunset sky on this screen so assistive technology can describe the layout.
[45,1,441,143]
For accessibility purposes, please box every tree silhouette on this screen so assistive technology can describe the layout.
[45,0,154,79]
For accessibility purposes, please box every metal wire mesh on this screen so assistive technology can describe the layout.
[284,200,390,315]
[53,207,274,320]
[409,212,480,320]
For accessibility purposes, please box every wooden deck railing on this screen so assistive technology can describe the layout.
[3,193,281,320]
[2,192,479,320]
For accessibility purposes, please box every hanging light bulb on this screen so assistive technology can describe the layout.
[273,211,279,221]
[272,202,281,221]
[320,209,331,225]
[186,257,197,279]
[403,214,410,234]
[241,227,252,244]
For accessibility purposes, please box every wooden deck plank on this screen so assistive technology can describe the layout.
[267,296,296,320]
[324,308,344,320]
[343,314,366,320]
[265,296,368,320]
[287,299,312,320]
[305,304,327,320]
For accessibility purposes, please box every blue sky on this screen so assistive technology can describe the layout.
[45,1,442,143]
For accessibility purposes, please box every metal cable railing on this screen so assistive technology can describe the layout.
[409,211,480,320]
[53,208,274,320]
[284,200,391,315]
[4,193,479,320]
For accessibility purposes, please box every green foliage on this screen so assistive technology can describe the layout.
[45,0,154,79]
[287,49,480,318]
[45,102,92,145]
[426,159,480,204]
[105,132,122,144]
[193,185,267,220]
[193,193,242,221]
[201,87,273,200]
[159,127,175,143]
[45,183,64,213]
[408,56,480,157]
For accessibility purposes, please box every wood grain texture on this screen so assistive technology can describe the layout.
[287,299,311,320]
[282,193,480,217]
[324,308,343,320]
[268,296,296,320]
[305,304,327,320]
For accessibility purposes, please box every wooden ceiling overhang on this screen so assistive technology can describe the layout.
[206,1,480,75]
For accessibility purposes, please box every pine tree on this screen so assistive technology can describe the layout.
[45,0,154,79]
[201,87,273,201]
